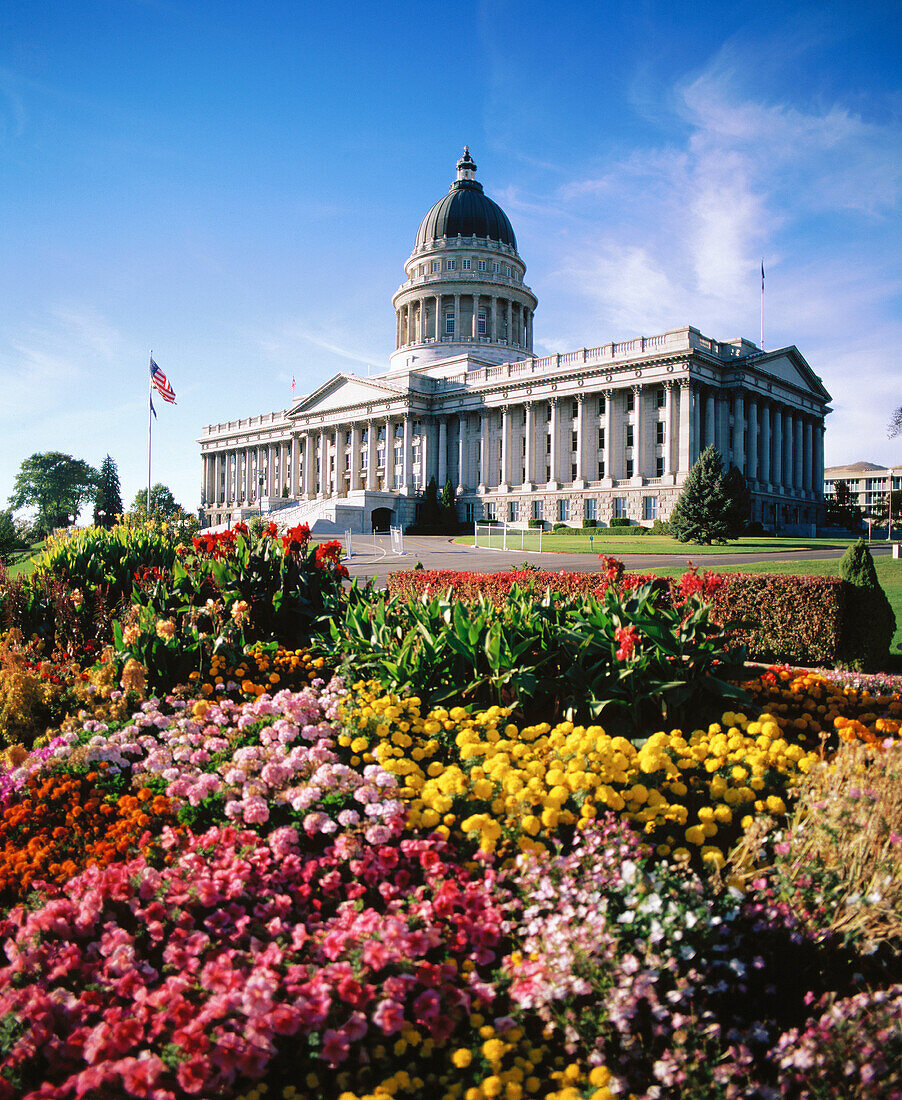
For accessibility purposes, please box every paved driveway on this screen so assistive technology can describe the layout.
[342,534,896,589]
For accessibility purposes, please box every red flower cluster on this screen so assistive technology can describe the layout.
[614,624,639,661]
[281,523,311,554]
[314,540,349,579]
[675,564,724,606]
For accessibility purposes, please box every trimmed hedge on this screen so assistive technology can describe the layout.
[711,574,845,667]
[387,568,886,669]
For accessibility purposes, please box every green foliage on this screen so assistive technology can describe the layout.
[838,541,896,670]
[649,518,670,535]
[528,518,545,529]
[318,579,748,737]
[609,517,632,528]
[841,540,880,588]
[0,523,183,651]
[0,512,18,567]
[114,527,348,691]
[669,445,733,544]
[439,478,457,527]
[131,483,184,520]
[582,519,597,529]
[92,455,122,529]
[8,452,99,534]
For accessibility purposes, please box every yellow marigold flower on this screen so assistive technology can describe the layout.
[481,1077,503,1098]
[685,825,706,846]
[482,1038,506,1064]
[155,619,176,640]
[766,795,786,815]
[452,1049,473,1068]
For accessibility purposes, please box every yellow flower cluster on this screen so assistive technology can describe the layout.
[340,686,820,866]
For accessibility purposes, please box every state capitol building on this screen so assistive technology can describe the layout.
[199,149,831,534]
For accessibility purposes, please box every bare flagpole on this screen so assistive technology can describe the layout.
[760,260,765,350]
[148,350,153,514]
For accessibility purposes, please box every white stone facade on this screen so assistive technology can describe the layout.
[200,152,832,535]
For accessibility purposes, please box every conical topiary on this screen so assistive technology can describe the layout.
[839,539,896,670]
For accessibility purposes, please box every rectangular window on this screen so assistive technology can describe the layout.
[492,262,501,273]
[585,498,597,520]
[571,400,579,419]
[626,459,634,478]
[598,427,605,449]
[521,407,527,424]
[465,503,477,523]
[477,311,487,335]
[626,425,634,448]
[485,501,496,520]
[506,266,512,276]
[462,259,471,270]
[598,459,605,478]
[446,259,456,271]
[571,431,578,452]
[656,421,665,445]
[509,500,519,522]
[345,453,350,470]
[626,391,635,412]
[571,463,578,481]
[656,387,666,408]
[478,259,487,271]
[361,451,368,468]
[533,500,543,520]
[445,313,455,335]
[419,264,426,276]
[656,456,664,478]
[558,499,570,522]
[431,261,440,273]
[613,497,626,519]
[521,436,526,456]
[377,448,385,467]
[546,434,551,454]
[643,495,658,521]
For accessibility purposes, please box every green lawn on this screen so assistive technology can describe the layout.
[4,541,44,578]
[642,556,902,662]
[459,531,858,556]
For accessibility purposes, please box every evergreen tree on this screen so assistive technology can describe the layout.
[93,455,123,528]
[668,445,733,544]
[0,510,18,567]
[439,478,457,528]
[722,465,751,538]
[419,476,442,528]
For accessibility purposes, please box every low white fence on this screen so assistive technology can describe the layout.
[473,522,543,553]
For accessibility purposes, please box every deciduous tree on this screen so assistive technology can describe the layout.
[131,483,184,520]
[8,452,98,534]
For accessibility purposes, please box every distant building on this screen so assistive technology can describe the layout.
[199,149,832,534]
[824,461,902,512]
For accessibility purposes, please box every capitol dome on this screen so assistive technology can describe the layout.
[390,148,536,372]
[414,148,517,249]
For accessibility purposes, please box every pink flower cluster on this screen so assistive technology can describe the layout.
[0,820,508,1099]
[36,681,403,841]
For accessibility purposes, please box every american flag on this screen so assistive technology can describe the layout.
[150,358,176,404]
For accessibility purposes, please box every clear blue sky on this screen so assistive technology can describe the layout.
[2,0,900,518]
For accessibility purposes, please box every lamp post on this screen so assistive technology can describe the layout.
[258,476,264,518]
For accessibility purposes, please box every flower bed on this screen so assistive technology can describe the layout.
[0,547,901,1098]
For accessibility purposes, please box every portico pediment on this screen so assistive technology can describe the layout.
[754,348,832,402]
[288,373,409,419]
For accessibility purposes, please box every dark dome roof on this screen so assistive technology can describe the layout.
[415,149,517,250]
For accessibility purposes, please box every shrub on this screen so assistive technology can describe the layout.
[711,574,845,667]
[649,518,670,535]
[597,525,648,536]
[582,518,597,528]
[552,522,571,533]
[527,518,545,529]
[609,516,632,527]
[838,540,896,670]
[669,445,734,543]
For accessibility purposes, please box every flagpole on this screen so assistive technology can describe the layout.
[760,260,765,350]
[148,350,153,515]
